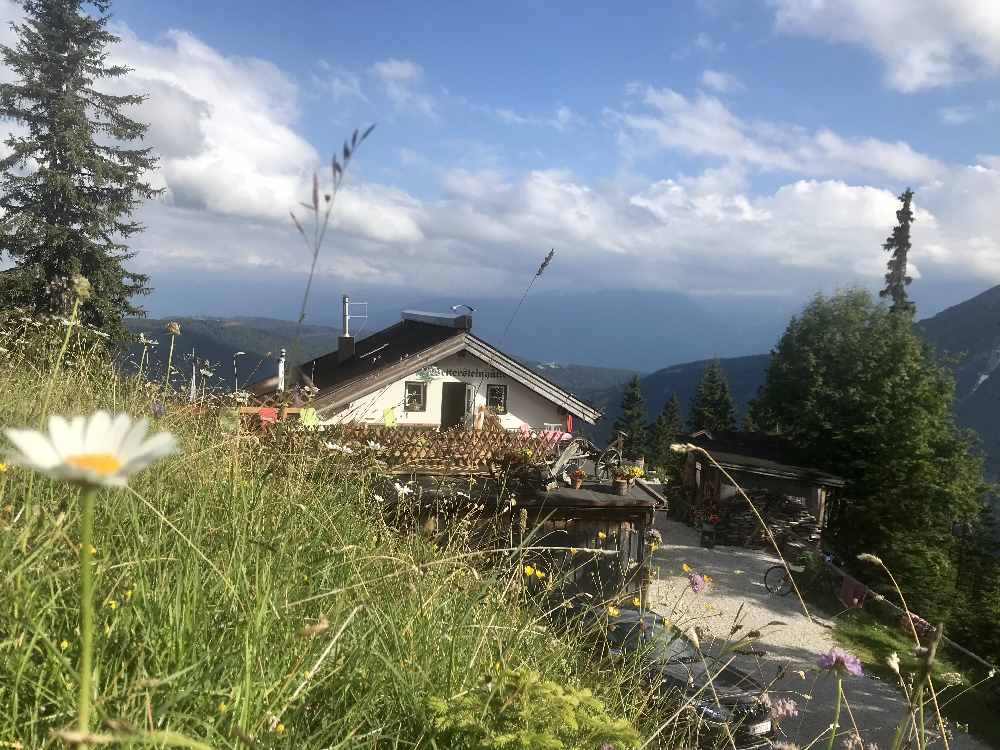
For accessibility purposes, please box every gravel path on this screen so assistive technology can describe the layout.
[647,518,990,750]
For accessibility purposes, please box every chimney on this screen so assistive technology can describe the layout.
[338,294,355,363]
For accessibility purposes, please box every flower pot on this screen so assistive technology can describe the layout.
[613,479,629,496]
[572,478,584,490]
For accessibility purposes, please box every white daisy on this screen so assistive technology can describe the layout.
[4,411,178,488]
[393,482,413,498]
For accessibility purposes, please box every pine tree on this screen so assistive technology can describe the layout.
[879,188,915,316]
[612,375,647,460]
[649,393,682,467]
[755,290,986,621]
[0,0,160,337]
[688,359,736,433]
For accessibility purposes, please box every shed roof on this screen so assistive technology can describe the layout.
[687,430,846,487]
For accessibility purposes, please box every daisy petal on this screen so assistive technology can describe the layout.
[116,418,150,464]
[47,416,82,459]
[83,411,112,453]
[119,432,178,475]
[4,428,61,469]
[105,413,133,454]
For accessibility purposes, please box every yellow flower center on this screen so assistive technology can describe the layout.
[65,453,121,476]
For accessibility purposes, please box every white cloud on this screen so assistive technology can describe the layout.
[938,105,975,125]
[701,69,744,93]
[494,104,585,131]
[770,0,1000,92]
[108,27,318,220]
[672,32,726,60]
[371,58,436,118]
[615,86,944,183]
[4,8,1000,310]
[315,60,367,103]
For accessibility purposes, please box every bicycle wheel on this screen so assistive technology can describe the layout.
[595,447,622,481]
[764,565,793,596]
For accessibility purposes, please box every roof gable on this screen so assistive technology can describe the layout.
[299,327,600,423]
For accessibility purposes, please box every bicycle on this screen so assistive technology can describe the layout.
[763,564,794,596]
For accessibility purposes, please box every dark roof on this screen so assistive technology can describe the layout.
[686,430,845,487]
[308,319,461,392]
[250,317,602,423]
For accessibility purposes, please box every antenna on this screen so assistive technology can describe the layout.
[342,295,367,336]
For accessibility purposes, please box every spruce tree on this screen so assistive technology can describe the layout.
[688,359,736,433]
[879,188,915,316]
[649,392,682,467]
[755,290,986,621]
[612,375,647,460]
[0,0,160,337]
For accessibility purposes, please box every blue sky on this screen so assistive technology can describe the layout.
[3,0,1000,360]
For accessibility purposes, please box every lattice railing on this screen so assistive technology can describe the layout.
[323,423,566,474]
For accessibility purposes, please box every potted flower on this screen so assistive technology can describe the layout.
[568,466,586,490]
[612,464,639,495]
[622,464,644,486]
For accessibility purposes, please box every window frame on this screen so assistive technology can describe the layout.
[404,381,427,413]
[486,383,508,415]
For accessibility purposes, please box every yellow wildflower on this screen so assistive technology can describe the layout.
[124,589,134,601]
[607,605,620,617]
[0,462,7,472]
[105,599,117,610]
[568,547,577,555]
[682,562,691,573]
[597,531,607,541]
[535,569,545,579]
[523,565,534,577]
[275,723,285,735]
[218,702,228,714]
[59,639,69,651]
[632,597,641,607]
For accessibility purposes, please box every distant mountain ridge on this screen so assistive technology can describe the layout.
[126,284,1000,479]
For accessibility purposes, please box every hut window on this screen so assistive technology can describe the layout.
[404,382,427,412]
[486,384,508,414]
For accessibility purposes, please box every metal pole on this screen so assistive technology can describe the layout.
[233,351,245,393]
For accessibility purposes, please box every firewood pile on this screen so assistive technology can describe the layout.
[715,491,820,555]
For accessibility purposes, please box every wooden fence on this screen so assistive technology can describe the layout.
[324,423,567,475]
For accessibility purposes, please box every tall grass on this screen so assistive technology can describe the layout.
[0,317,648,748]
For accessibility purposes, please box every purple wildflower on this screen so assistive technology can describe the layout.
[818,647,863,677]
[687,571,706,593]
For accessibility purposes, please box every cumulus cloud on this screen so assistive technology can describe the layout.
[701,69,744,93]
[3,8,1000,311]
[615,85,944,183]
[770,0,1000,92]
[108,27,318,219]
[371,58,436,118]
